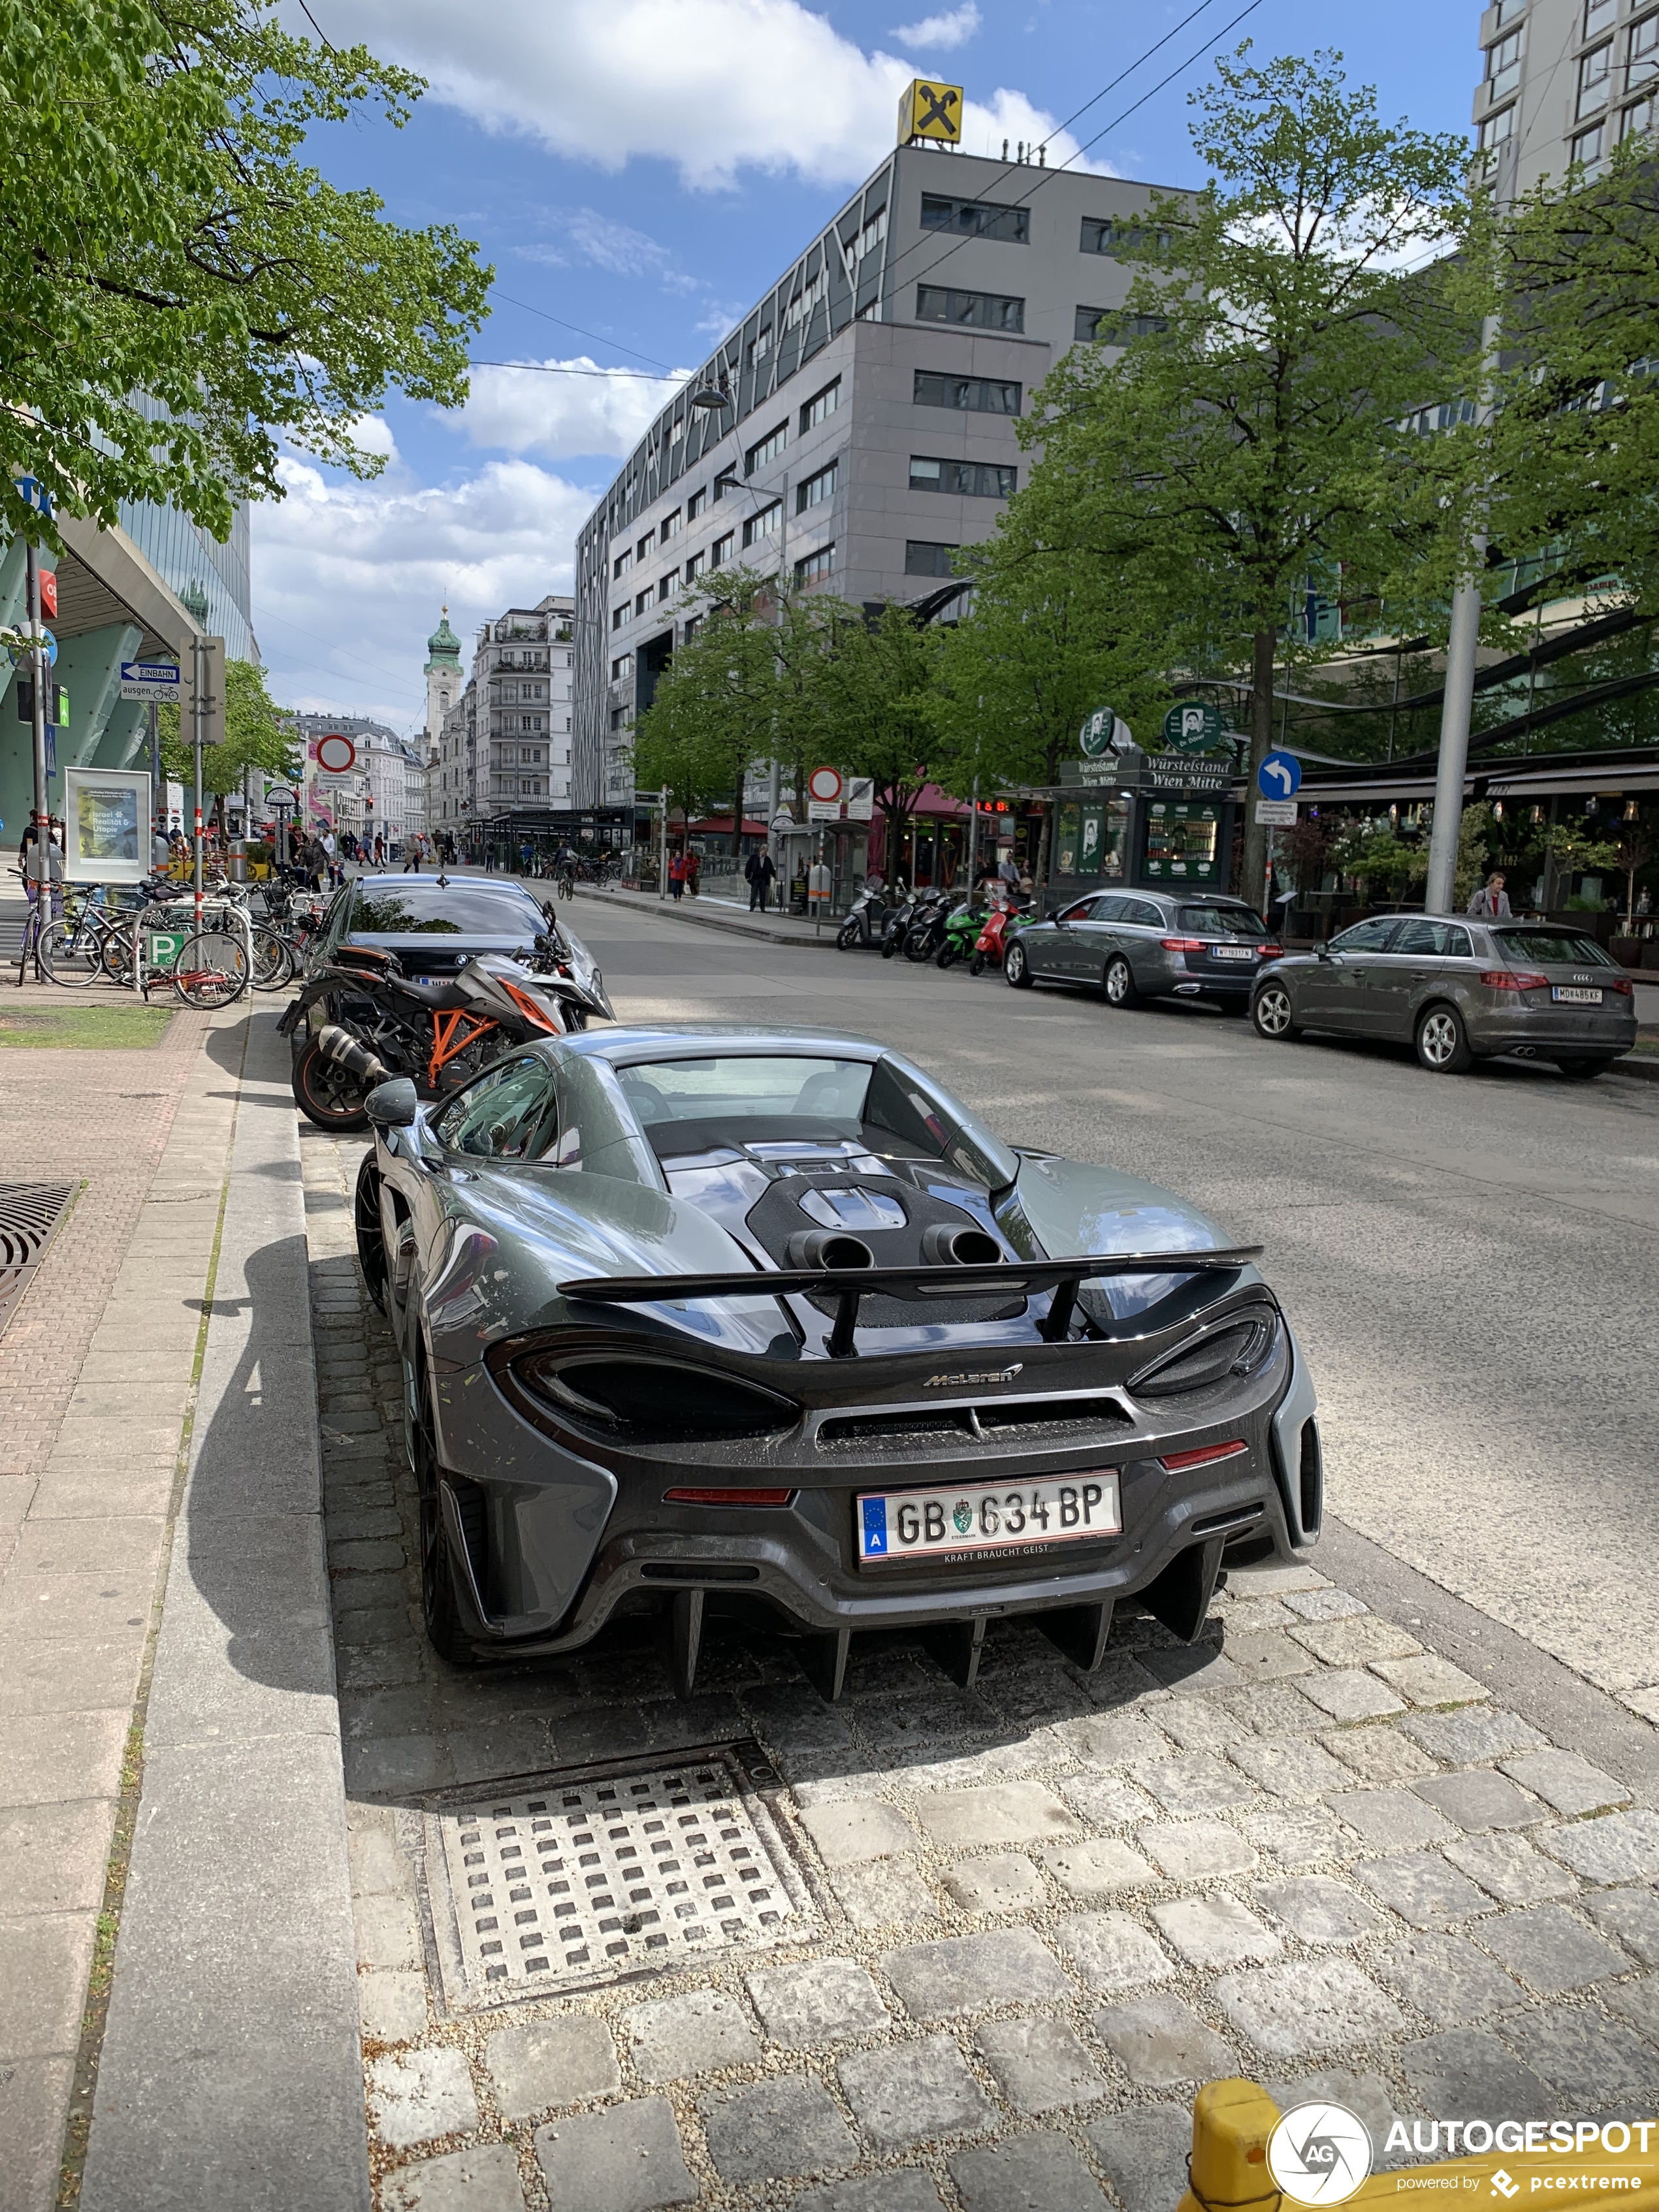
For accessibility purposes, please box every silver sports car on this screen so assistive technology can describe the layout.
[354,1027,1322,1698]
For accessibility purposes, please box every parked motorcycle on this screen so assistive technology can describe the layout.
[901,890,959,963]
[969,898,1030,977]
[878,888,925,959]
[835,878,907,951]
[935,896,991,970]
[278,944,609,1131]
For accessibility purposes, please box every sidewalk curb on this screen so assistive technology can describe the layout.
[571,881,843,949]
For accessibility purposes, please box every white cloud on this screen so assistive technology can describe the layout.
[890,4,980,52]
[447,357,690,460]
[518,209,698,295]
[345,414,398,462]
[251,455,596,725]
[287,0,1091,187]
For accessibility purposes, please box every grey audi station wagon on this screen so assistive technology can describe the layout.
[1251,916,1637,1077]
[1006,891,1280,1010]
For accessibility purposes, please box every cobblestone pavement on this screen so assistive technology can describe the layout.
[298,1119,1659,2212]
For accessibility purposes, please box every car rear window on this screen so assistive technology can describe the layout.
[619,1055,875,1153]
[1490,931,1615,968]
[349,883,544,935]
[1178,905,1266,937]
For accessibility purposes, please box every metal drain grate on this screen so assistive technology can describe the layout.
[422,1739,820,2012]
[0,1183,74,1339]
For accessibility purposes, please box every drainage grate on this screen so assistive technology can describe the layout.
[0,1183,74,1339]
[421,1739,820,2012]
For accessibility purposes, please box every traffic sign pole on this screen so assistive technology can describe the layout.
[24,543,50,906]
[192,635,205,931]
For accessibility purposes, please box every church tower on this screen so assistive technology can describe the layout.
[423,607,462,746]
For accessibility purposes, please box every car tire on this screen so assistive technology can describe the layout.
[407,1340,477,1668]
[353,1153,389,1313]
[1252,983,1302,1040]
[1416,1003,1474,1074]
[1005,939,1032,989]
[292,1036,370,1130]
[1553,1055,1617,1080]
[1103,955,1140,1010]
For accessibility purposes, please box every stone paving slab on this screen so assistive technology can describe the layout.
[293,1123,1659,2212]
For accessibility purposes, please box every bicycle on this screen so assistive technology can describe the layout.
[38,885,148,987]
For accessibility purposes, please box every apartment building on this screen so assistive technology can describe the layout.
[426,594,575,841]
[573,136,1182,817]
[286,711,426,847]
[1474,0,1656,188]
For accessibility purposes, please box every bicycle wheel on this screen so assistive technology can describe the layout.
[172,931,248,1008]
[249,925,293,991]
[39,917,103,986]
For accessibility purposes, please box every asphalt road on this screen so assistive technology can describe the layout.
[571,896,1659,1708]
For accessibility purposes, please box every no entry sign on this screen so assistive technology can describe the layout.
[316,733,356,773]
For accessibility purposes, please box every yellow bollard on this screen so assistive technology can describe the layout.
[1180,2078,1283,2212]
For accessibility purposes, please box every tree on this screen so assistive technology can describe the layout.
[805,603,942,883]
[1011,47,1475,900]
[0,0,491,553]
[159,659,297,822]
[630,571,791,838]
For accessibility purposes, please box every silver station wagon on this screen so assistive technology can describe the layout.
[1251,916,1637,1077]
[1006,891,1280,1009]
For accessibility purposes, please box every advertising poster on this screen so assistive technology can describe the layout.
[62,767,152,884]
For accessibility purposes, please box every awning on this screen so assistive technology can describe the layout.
[54,515,202,659]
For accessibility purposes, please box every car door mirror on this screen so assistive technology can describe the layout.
[365,1077,420,1128]
[1316,940,1332,961]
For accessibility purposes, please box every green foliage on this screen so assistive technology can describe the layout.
[159,658,297,798]
[0,0,492,551]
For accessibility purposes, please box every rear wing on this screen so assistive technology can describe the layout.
[559,1248,1264,1359]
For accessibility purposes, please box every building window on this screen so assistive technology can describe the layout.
[1080,217,1172,257]
[1571,118,1607,166]
[742,501,782,547]
[635,588,650,616]
[843,206,886,281]
[920,193,1028,242]
[801,378,841,432]
[905,540,958,577]
[1478,102,1516,153]
[611,653,630,681]
[687,485,708,520]
[658,570,679,602]
[637,532,653,560]
[794,545,834,586]
[747,325,773,372]
[711,531,734,568]
[1578,40,1612,113]
[1630,12,1658,88]
[910,457,1016,498]
[782,272,824,332]
[661,508,683,539]
[713,466,737,502]
[797,461,838,512]
[684,615,701,641]
[613,548,632,579]
[1624,89,1656,135]
[684,549,705,582]
[609,707,629,731]
[1586,0,1617,32]
[612,605,628,631]
[745,422,787,475]
[1487,27,1524,103]
[916,285,1025,332]
[914,370,1022,415]
[1075,306,1170,344]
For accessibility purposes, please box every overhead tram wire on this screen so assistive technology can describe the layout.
[487,292,680,376]
[467,360,687,379]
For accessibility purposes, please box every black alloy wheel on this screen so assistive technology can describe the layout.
[1252,982,1301,1040]
[1415,1003,1474,1074]
[1553,1055,1617,1080]
[292,1036,371,1130]
[1004,938,1031,989]
[1103,955,1140,1010]
[353,1153,389,1313]
[406,1338,475,1666]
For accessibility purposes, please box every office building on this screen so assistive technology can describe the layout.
[573,133,1183,818]
[1474,0,1656,189]
[427,596,575,844]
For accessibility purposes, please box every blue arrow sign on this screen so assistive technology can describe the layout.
[1258,749,1302,799]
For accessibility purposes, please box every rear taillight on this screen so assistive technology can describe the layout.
[1161,937,1207,952]
[1607,974,1634,995]
[662,1486,793,1506]
[1257,943,1281,957]
[1160,1440,1248,1471]
[1480,969,1550,991]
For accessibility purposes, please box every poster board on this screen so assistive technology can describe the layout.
[63,767,152,884]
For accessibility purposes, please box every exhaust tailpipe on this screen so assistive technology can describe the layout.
[785,1230,875,1271]
[920,1223,1004,1267]
[316,1024,390,1087]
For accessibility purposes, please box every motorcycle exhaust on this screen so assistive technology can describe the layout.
[316,1024,390,1087]
[920,1223,1003,1267]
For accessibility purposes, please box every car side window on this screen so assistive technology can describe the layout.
[1057,897,1097,923]
[1092,895,1127,922]
[1124,900,1163,928]
[1330,918,1400,954]
[320,887,352,951]
[1391,920,1472,957]
[435,1058,557,1160]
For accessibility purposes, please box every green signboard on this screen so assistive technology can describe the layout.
[146,930,188,972]
[1161,701,1229,754]
[1080,706,1132,759]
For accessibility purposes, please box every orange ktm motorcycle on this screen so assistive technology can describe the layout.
[278,944,611,1131]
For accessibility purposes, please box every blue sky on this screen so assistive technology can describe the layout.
[259,0,1483,729]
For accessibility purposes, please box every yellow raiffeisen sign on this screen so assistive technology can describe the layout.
[898,78,962,144]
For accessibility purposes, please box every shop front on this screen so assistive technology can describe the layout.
[1037,754,1238,913]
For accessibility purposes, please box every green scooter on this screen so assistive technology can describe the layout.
[934,896,990,969]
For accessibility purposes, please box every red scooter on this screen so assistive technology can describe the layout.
[969,895,1029,976]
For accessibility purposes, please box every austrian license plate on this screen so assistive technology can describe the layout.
[1212,946,1253,961]
[858,1471,1121,1565]
[1552,986,1602,1004]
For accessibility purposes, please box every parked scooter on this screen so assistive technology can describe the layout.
[969,895,1031,976]
[935,895,991,969]
[901,890,957,963]
[836,876,907,950]
[878,887,925,959]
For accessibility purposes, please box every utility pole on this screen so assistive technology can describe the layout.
[24,542,49,906]
[191,633,206,930]
[150,699,162,848]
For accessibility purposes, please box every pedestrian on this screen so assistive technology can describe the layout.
[686,848,701,899]
[668,849,685,901]
[304,833,327,890]
[520,840,533,877]
[322,828,339,887]
[373,833,384,867]
[743,847,766,911]
[1467,871,1512,920]
[403,833,422,874]
[997,850,1020,891]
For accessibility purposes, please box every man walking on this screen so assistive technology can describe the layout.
[745,846,777,912]
[1467,871,1512,919]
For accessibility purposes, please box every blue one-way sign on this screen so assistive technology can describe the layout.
[1258,749,1302,799]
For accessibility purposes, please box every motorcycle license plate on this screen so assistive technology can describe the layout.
[857,1471,1120,1565]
